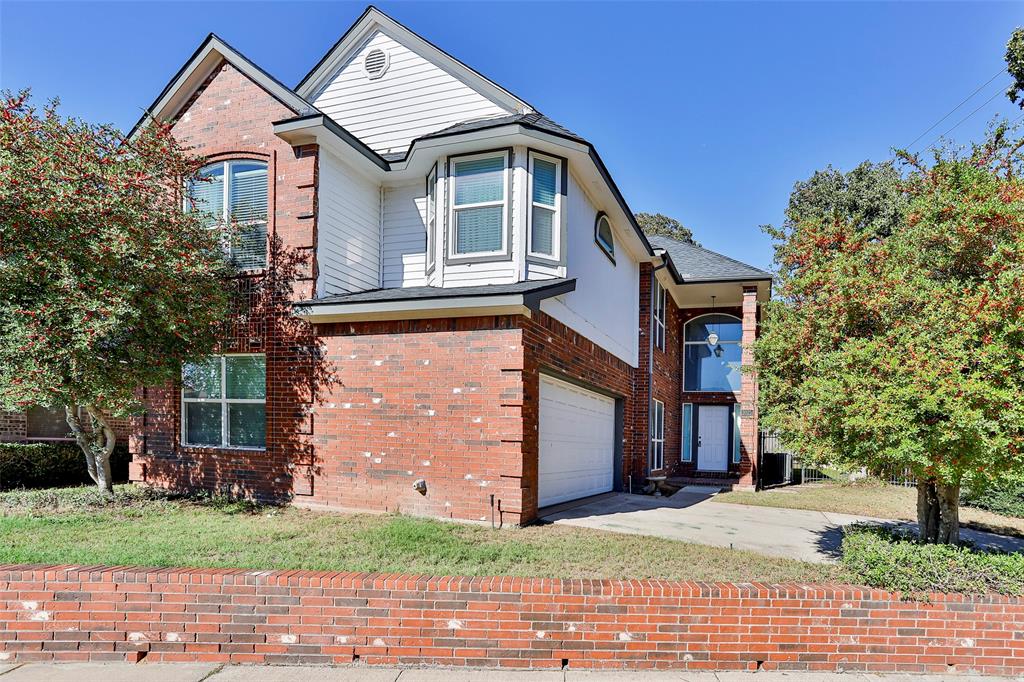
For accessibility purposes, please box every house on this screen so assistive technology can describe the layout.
[126,6,772,525]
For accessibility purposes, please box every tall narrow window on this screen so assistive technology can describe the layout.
[449,151,508,257]
[595,212,615,262]
[425,163,437,274]
[653,277,667,350]
[191,160,268,270]
[681,403,693,462]
[650,399,665,471]
[182,355,266,449]
[528,151,561,259]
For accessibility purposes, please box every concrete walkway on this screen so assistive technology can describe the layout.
[540,488,1024,563]
[0,664,1019,681]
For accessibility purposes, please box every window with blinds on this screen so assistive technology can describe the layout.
[529,152,561,259]
[450,152,508,257]
[182,355,266,449]
[191,160,268,270]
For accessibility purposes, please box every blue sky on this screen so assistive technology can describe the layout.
[2,1,1022,270]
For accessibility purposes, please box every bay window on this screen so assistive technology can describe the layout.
[182,355,265,449]
[191,160,268,270]
[449,150,509,259]
[425,163,437,274]
[683,314,743,392]
[528,151,562,260]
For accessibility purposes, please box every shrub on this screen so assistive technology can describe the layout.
[842,524,1024,595]
[0,442,130,491]
[962,479,1024,518]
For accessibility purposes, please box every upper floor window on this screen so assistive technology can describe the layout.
[683,314,742,392]
[528,151,562,260]
[449,150,509,259]
[191,160,268,270]
[182,354,266,449]
[425,163,437,274]
[653,277,667,351]
[595,212,615,262]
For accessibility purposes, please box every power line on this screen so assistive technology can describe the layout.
[904,68,1007,151]
[923,86,1009,151]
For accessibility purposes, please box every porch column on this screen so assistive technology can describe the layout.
[737,285,759,489]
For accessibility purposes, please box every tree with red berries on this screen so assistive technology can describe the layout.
[755,125,1024,544]
[0,92,235,497]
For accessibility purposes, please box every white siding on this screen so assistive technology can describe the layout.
[382,182,427,288]
[310,30,511,155]
[317,150,381,295]
[540,171,640,367]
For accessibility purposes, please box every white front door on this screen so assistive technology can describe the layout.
[538,375,616,508]
[697,405,730,472]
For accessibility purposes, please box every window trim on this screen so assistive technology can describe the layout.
[445,148,513,264]
[650,398,665,472]
[526,149,566,264]
[683,313,743,393]
[594,212,616,264]
[425,162,437,275]
[190,159,269,272]
[653,277,667,351]
[181,353,266,451]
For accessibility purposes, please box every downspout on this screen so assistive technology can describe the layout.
[378,185,385,288]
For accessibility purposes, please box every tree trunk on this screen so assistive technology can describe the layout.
[916,477,960,544]
[65,404,116,498]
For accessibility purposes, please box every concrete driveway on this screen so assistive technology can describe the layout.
[540,487,1024,563]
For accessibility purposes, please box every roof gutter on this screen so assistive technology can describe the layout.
[272,113,391,171]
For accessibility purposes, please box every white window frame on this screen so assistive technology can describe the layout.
[595,212,615,263]
[650,399,665,471]
[181,353,266,450]
[653,277,667,351]
[447,150,510,260]
[683,313,744,393]
[191,159,269,271]
[527,151,562,261]
[425,163,437,275]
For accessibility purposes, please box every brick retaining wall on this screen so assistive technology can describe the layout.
[0,565,1021,675]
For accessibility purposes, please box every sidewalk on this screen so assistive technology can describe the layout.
[0,664,1017,681]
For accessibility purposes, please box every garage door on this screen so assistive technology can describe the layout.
[538,374,616,508]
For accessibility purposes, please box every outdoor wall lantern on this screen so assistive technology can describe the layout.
[707,296,720,348]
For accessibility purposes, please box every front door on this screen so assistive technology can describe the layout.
[697,405,730,472]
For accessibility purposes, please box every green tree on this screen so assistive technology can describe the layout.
[635,212,699,245]
[755,126,1024,544]
[1005,27,1024,108]
[0,92,236,497]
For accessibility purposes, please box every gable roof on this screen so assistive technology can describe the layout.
[127,33,318,140]
[295,6,534,115]
[647,235,772,283]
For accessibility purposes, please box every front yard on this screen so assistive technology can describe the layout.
[715,479,1024,538]
[0,484,842,583]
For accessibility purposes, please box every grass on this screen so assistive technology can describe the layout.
[0,484,844,584]
[715,479,1024,538]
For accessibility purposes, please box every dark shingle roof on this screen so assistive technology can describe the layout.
[297,278,576,307]
[416,112,584,144]
[647,235,772,283]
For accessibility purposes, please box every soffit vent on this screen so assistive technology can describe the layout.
[363,49,389,80]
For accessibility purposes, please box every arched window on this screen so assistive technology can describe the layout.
[191,160,268,270]
[594,212,615,261]
[683,313,742,392]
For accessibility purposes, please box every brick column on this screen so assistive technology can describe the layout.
[737,285,759,489]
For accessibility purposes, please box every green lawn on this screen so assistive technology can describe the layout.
[715,480,1024,538]
[0,484,844,583]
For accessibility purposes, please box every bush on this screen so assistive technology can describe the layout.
[0,442,130,490]
[842,524,1024,595]
[962,479,1024,518]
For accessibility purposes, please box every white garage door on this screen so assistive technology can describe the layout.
[538,374,616,508]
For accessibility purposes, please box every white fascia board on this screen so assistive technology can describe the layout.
[294,294,532,323]
[296,8,532,115]
[273,115,387,181]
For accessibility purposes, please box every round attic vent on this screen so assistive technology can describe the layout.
[363,49,389,80]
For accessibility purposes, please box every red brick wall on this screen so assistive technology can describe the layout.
[306,316,527,525]
[129,60,320,502]
[2,564,1021,675]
